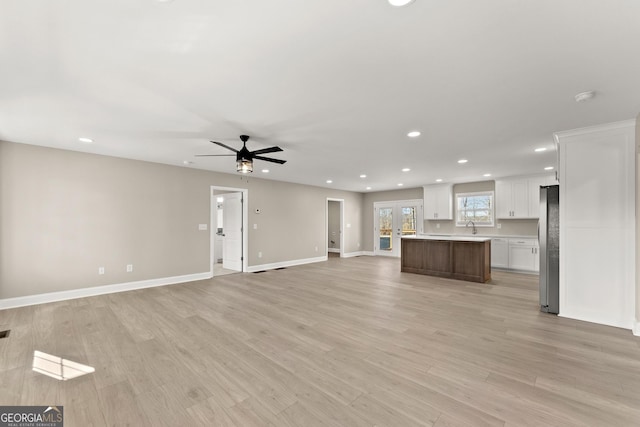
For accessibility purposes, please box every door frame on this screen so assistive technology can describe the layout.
[373,199,424,257]
[210,186,249,275]
[326,198,345,257]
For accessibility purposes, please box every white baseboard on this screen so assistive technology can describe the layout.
[0,272,212,310]
[342,251,365,258]
[328,248,340,253]
[361,251,375,256]
[558,310,634,331]
[247,255,327,273]
[634,320,640,336]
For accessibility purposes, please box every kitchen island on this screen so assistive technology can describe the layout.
[401,235,491,283]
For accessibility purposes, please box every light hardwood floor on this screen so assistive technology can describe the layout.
[1,256,639,426]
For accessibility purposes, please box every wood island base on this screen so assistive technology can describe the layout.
[401,237,491,283]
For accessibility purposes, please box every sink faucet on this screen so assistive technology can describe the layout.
[466,220,477,235]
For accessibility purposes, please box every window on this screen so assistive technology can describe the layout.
[456,191,494,226]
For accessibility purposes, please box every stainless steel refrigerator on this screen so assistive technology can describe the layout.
[539,185,559,314]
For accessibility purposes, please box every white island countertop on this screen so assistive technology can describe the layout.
[403,235,492,242]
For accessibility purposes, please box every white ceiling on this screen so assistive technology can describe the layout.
[2,0,639,192]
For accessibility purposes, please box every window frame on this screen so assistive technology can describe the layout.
[455,191,495,227]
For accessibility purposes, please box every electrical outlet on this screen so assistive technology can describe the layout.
[314,246,318,252]
[98,267,105,275]
[198,224,208,231]
[253,223,257,230]
[258,252,262,258]
[126,264,133,272]
[497,223,502,229]
[436,223,440,229]
[357,242,360,247]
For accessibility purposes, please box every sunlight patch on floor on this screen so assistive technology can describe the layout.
[32,350,95,381]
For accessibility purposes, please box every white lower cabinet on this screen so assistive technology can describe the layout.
[490,237,539,272]
[507,239,539,272]
[490,238,509,268]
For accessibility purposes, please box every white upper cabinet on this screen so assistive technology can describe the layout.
[527,175,549,219]
[423,184,453,220]
[496,175,554,219]
[495,178,528,218]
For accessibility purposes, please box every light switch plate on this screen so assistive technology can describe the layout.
[198,224,208,230]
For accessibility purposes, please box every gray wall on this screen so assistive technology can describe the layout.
[423,180,538,236]
[0,141,363,299]
[328,200,340,250]
[636,114,640,325]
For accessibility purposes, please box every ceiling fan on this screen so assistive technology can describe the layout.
[196,135,286,173]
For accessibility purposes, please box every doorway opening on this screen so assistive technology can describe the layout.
[326,198,344,258]
[211,186,249,277]
[373,199,423,257]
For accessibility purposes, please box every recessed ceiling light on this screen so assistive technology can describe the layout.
[262,169,269,173]
[574,91,595,103]
[457,159,468,164]
[360,174,367,178]
[389,0,415,7]
[366,186,372,190]
[435,178,443,182]
[78,137,93,143]
[397,183,404,187]
[544,166,554,170]
[402,168,411,172]
[183,160,193,165]
[483,173,492,177]
[535,147,547,152]
[407,131,421,138]
[326,180,333,184]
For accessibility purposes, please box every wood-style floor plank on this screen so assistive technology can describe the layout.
[0,256,639,426]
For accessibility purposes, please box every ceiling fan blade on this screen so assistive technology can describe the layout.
[250,146,283,155]
[210,140,239,153]
[254,155,287,164]
[195,154,236,157]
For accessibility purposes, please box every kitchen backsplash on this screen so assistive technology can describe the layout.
[423,218,538,237]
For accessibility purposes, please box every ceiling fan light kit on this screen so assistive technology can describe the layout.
[237,158,253,174]
[196,134,285,174]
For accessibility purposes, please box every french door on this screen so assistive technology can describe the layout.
[374,199,423,257]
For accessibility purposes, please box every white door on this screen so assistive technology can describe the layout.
[374,200,423,257]
[223,192,243,271]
